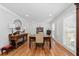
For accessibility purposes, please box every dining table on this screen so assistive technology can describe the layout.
[29,35,51,49]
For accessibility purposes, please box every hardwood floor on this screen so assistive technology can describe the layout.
[0,40,74,56]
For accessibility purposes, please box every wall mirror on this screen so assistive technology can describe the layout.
[13,19,22,31]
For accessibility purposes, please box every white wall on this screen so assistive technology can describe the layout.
[0,5,29,49]
[54,18,63,43]
[0,4,51,50]
[27,22,51,35]
[51,4,76,55]
[51,4,76,42]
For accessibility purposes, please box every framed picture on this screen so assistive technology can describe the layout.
[36,27,44,34]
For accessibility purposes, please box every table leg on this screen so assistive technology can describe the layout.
[49,38,51,49]
[15,42,17,48]
[29,39,31,48]
[23,36,25,42]
[26,34,27,41]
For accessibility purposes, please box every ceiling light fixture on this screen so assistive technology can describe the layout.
[25,14,29,17]
[49,13,52,16]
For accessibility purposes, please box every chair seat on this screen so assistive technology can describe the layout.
[1,44,13,54]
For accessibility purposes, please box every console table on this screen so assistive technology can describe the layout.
[9,33,28,48]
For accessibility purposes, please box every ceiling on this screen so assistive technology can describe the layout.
[0,3,72,23]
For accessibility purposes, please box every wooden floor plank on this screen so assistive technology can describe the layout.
[0,40,74,56]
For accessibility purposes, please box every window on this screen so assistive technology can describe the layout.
[63,14,76,52]
[52,23,56,38]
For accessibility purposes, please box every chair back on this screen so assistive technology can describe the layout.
[36,32,44,43]
[46,30,51,36]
